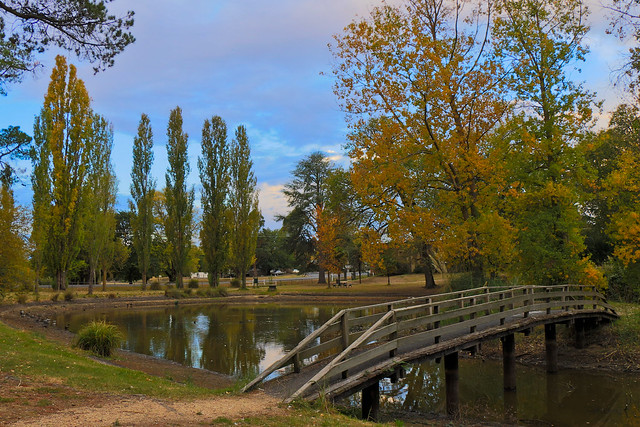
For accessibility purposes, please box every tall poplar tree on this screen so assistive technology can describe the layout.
[198,116,230,287]
[130,113,156,289]
[32,55,92,290]
[229,125,260,289]
[84,114,116,295]
[164,106,194,289]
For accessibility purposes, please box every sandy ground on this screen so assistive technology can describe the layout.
[9,391,286,427]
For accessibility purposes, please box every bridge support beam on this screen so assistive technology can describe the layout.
[361,381,379,421]
[545,323,558,374]
[575,319,586,349]
[502,333,516,391]
[444,352,459,417]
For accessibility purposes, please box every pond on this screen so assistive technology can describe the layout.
[57,303,640,425]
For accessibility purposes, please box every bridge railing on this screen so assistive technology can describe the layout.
[242,285,615,395]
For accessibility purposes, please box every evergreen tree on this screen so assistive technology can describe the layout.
[198,116,230,287]
[130,113,156,289]
[229,125,260,289]
[164,106,194,289]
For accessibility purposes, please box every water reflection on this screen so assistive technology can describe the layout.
[58,303,341,378]
[364,358,640,426]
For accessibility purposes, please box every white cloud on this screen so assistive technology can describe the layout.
[258,182,289,228]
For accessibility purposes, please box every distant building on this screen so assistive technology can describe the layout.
[190,272,208,279]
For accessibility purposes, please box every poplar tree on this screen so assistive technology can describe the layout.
[84,114,116,295]
[130,113,156,289]
[198,116,230,287]
[229,126,260,289]
[32,55,92,290]
[164,106,194,289]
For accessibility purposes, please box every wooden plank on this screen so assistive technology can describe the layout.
[329,341,398,377]
[350,312,386,328]
[298,336,342,361]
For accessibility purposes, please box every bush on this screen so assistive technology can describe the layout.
[40,277,56,290]
[51,293,60,302]
[74,320,123,357]
[196,289,206,297]
[188,278,199,289]
[230,278,241,288]
[149,280,161,291]
[108,293,116,299]
[16,293,28,304]
[216,287,228,297]
[64,290,75,301]
[164,288,182,299]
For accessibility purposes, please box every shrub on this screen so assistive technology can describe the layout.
[40,277,56,290]
[188,278,199,289]
[16,293,28,304]
[164,288,182,299]
[184,288,193,296]
[216,287,228,297]
[149,280,161,291]
[108,293,116,299]
[195,289,206,297]
[64,290,75,301]
[230,278,241,288]
[51,293,60,302]
[74,320,123,357]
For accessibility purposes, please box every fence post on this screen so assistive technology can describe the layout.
[458,293,464,323]
[469,297,477,333]
[484,287,491,316]
[433,304,440,344]
[523,288,530,318]
[388,305,397,358]
[499,292,506,325]
[545,287,551,315]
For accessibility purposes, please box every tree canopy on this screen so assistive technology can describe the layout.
[0,0,134,94]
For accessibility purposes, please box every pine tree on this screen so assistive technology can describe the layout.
[229,126,260,289]
[198,116,230,287]
[130,113,156,289]
[164,106,194,289]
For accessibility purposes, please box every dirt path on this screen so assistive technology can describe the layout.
[10,391,286,426]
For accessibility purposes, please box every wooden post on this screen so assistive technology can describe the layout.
[502,334,516,391]
[292,353,301,373]
[545,323,558,374]
[444,352,459,417]
[523,288,530,318]
[341,312,349,379]
[362,381,380,421]
[388,307,397,358]
[458,293,464,323]
[575,319,586,349]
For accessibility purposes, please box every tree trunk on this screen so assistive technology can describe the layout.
[102,269,107,291]
[422,244,437,289]
[56,270,66,291]
[318,265,326,284]
[141,271,147,291]
[387,273,391,286]
[88,267,95,295]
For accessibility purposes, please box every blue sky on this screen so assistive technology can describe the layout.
[0,0,634,228]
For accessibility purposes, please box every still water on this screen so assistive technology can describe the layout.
[58,303,640,425]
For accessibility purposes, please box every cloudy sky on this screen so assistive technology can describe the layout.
[0,0,634,228]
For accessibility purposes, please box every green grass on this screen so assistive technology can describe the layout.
[0,321,219,399]
[74,320,123,357]
[610,302,640,348]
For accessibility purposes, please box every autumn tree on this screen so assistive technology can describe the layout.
[229,125,260,289]
[493,0,604,287]
[0,180,31,294]
[84,114,116,295]
[315,205,344,287]
[281,152,334,283]
[332,0,511,286]
[164,106,194,289]
[0,0,134,94]
[198,116,230,287]
[130,113,156,289]
[32,55,92,290]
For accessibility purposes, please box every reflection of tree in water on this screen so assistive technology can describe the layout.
[378,362,444,414]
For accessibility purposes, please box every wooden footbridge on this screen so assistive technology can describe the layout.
[242,285,617,420]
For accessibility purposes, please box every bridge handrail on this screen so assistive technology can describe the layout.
[242,285,615,394]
